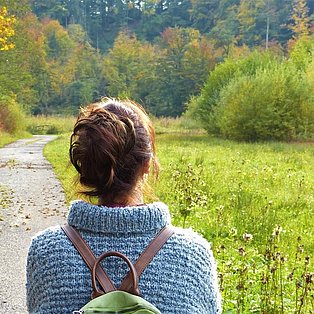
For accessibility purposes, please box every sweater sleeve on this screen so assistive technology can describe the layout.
[26,227,86,314]
[26,232,48,313]
[200,240,222,313]
[175,229,222,314]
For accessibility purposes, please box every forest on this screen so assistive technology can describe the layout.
[1,0,314,140]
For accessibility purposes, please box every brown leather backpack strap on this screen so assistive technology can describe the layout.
[61,224,116,293]
[120,226,175,292]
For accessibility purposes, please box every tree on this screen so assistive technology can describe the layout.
[102,31,157,102]
[0,6,15,50]
[209,5,239,54]
[190,0,219,33]
[289,0,310,40]
[0,12,46,110]
[37,19,104,113]
[237,0,266,46]
[148,27,220,116]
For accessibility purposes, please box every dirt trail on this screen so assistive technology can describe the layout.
[0,135,68,314]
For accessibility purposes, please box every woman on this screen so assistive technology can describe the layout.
[26,99,222,313]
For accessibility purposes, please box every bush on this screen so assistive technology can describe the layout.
[215,64,314,141]
[186,51,279,134]
[0,95,26,134]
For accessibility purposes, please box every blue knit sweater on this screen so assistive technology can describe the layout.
[26,201,222,314]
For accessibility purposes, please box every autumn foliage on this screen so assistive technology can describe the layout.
[0,6,15,51]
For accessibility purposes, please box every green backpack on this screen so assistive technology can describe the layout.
[62,225,174,314]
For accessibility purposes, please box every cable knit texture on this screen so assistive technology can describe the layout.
[26,201,222,314]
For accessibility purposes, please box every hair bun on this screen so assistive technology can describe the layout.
[70,99,158,203]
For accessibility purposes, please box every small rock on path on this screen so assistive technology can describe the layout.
[0,135,68,313]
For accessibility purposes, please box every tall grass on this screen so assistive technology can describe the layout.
[26,115,76,135]
[155,134,314,313]
[44,131,314,313]
[151,115,206,134]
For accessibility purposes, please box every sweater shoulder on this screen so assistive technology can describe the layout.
[165,226,215,269]
[171,226,212,251]
[27,225,68,258]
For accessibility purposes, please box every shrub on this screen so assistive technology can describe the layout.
[215,63,314,141]
[289,37,314,71]
[186,51,279,134]
[0,95,25,134]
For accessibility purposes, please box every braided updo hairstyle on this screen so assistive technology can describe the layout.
[69,98,158,205]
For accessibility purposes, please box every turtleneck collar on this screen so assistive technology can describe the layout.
[67,200,171,233]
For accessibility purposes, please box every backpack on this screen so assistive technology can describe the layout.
[61,225,174,314]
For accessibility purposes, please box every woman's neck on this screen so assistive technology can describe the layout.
[98,190,144,207]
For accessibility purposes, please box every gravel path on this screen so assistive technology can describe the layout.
[0,135,68,313]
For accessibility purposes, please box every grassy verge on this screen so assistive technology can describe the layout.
[0,131,31,148]
[43,133,76,202]
[45,132,314,313]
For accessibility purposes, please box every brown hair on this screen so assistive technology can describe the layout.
[69,98,158,205]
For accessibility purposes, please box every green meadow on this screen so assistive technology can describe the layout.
[45,131,314,313]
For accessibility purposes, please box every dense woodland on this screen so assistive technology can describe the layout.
[2,0,314,140]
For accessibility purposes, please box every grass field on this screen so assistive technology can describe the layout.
[44,132,314,313]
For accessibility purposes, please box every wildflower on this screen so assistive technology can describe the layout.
[280,256,287,263]
[261,273,268,284]
[272,225,283,237]
[271,266,277,273]
[305,273,313,284]
[243,233,253,241]
[298,245,304,253]
[238,247,246,256]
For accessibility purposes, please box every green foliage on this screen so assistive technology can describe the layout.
[289,0,310,40]
[147,27,219,116]
[102,32,157,102]
[187,51,277,132]
[188,48,314,141]
[151,115,205,135]
[0,13,42,111]
[237,0,265,46]
[29,0,299,52]
[289,36,314,70]
[216,63,314,141]
[168,160,207,227]
[103,29,219,117]
[2,0,314,120]
[0,95,26,133]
